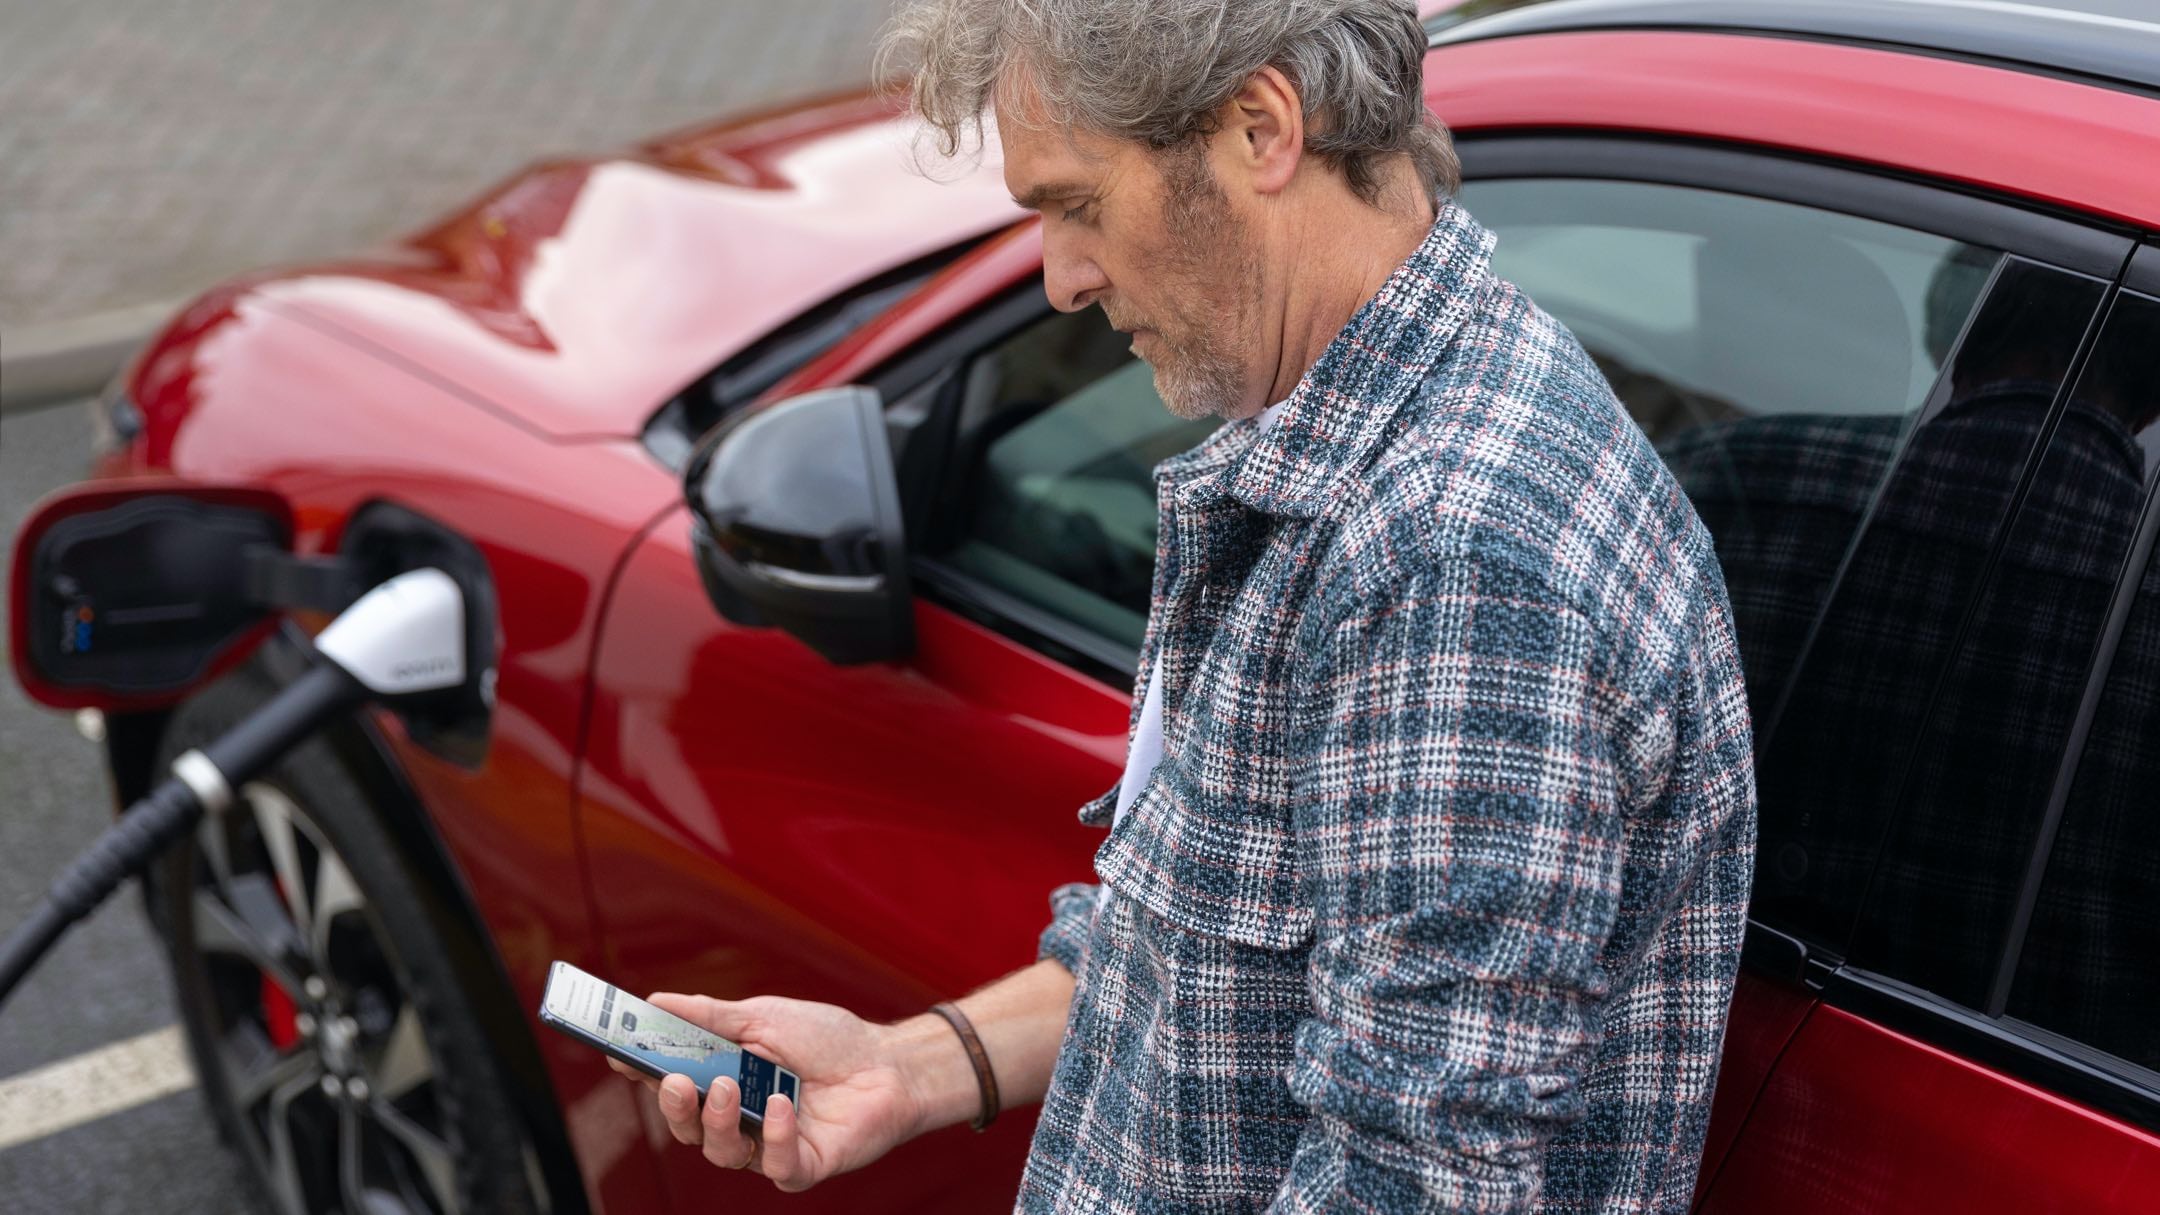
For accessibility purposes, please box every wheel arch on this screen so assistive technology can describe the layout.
[108,625,592,1215]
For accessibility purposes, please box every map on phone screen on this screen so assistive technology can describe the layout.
[545,963,792,1110]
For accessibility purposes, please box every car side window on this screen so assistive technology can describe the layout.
[1999,288,2160,1073]
[1841,277,2147,1009]
[930,307,1217,650]
[644,243,986,470]
[1748,260,2108,958]
[1459,179,1994,729]
[1457,178,2058,955]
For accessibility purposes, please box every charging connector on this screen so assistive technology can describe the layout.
[0,568,470,1010]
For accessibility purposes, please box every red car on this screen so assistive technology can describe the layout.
[23,1,2160,1211]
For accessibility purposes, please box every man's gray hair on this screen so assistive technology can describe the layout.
[875,0,1460,207]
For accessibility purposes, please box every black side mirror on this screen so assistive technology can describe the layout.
[9,483,292,709]
[683,386,913,665]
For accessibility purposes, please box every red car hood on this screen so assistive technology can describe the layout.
[244,92,1025,440]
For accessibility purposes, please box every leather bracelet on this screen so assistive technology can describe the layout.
[929,1000,1000,1132]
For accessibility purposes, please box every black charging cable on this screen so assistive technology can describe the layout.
[0,664,362,1008]
[0,567,468,1012]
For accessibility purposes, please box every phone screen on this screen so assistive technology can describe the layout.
[543,963,797,1115]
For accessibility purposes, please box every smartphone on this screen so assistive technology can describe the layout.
[539,961,799,1121]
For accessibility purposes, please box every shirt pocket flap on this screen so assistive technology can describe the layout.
[1095,761,1313,951]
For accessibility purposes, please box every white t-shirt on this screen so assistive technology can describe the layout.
[1112,398,1291,830]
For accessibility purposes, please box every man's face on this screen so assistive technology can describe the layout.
[998,97,1267,422]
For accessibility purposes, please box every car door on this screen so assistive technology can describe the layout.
[1700,243,2160,1213]
[1450,136,2156,1208]
[573,232,1183,1212]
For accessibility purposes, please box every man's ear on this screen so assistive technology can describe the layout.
[1220,64,1303,196]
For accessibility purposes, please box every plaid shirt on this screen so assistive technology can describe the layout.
[1018,201,1757,1214]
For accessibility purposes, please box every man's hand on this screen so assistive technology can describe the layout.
[613,961,1077,1191]
[610,993,936,1192]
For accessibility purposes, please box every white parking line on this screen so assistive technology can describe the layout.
[0,1025,195,1152]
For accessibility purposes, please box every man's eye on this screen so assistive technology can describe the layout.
[1062,201,1093,224]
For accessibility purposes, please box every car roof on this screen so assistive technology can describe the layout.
[1426,0,2160,97]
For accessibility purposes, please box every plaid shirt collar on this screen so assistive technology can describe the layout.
[1156,199,1499,519]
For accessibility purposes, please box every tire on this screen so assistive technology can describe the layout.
[150,663,548,1215]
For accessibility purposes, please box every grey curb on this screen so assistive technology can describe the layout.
[1,299,186,415]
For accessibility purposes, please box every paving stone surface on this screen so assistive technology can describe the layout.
[0,0,897,328]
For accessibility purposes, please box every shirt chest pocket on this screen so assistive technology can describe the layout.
[1094,759,1315,1205]
[1099,552,1317,953]
[1095,753,1314,952]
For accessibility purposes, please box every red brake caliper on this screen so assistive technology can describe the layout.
[261,874,300,1050]
[263,971,299,1050]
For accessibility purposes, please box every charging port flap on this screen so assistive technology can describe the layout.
[335,501,501,768]
[9,484,294,710]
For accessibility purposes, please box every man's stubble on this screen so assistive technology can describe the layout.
[1131,146,1267,423]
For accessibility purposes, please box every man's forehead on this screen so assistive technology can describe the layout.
[994,75,1127,199]
[990,67,1056,131]
[1002,135,1102,209]
[1003,136,1091,200]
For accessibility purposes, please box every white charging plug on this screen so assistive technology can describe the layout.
[313,567,467,696]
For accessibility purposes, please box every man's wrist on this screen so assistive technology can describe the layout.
[882,1010,984,1138]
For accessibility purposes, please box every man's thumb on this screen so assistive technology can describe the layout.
[647,991,749,1037]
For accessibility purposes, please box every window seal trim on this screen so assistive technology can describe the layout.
[2126,242,2160,296]
[1740,917,1839,991]
[1456,134,2135,277]
[909,555,1138,687]
[1822,966,2160,1133]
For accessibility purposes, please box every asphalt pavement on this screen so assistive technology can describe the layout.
[0,400,249,1211]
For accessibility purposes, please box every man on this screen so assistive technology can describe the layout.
[614,1,1758,1209]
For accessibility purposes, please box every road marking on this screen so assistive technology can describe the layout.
[0,1025,195,1152]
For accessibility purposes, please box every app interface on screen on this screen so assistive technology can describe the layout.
[547,966,793,1111]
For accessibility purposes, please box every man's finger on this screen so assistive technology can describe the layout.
[608,1058,660,1092]
[760,1093,805,1191]
[659,1074,703,1146]
[649,992,756,1040]
[699,1078,752,1171]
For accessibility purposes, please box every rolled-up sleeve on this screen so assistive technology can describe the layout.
[1036,881,1103,976]
[1271,562,1632,1214]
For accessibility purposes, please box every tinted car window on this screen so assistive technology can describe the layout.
[935,308,1215,649]
[1748,261,2107,954]
[1458,179,2052,952]
[644,242,985,470]
[2001,289,2160,1071]
[1460,179,1993,729]
[1842,277,2143,1006]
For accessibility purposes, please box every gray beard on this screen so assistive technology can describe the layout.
[1149,338,1248,422]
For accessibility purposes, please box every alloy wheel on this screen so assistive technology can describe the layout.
[183,781,463,1215]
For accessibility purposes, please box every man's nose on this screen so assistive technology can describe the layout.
[1042,232,1109,313]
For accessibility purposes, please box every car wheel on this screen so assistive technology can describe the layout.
[151,667,547,1215]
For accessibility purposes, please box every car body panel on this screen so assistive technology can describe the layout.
[1423,30,2160,228]
[574,507,1120,1210]
[764,217,1045,401]
[192,92,1025,443]
[1700,1005,2160,1213]
[1689,971,1815,1207]
[117,30,2160,452]
[106,291,685,1213]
